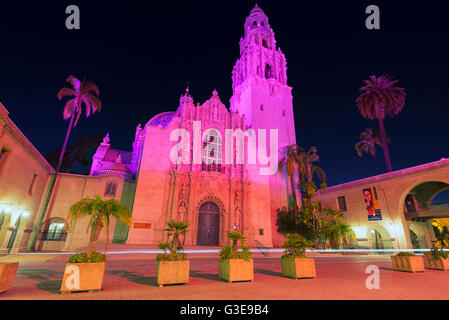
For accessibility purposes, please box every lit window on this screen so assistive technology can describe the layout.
[45,222,65,241]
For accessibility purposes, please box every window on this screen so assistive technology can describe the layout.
[259,228,264,236]
[260,104,264,111]
[252,21,257,28]
[28,174,38,195]
[105,182,117,197]
[202,129,223,173]
[262,39,267,48]
[45,222,65,241]
[337,196,347,212]
[282,110,286,117]
[265,64,273,79]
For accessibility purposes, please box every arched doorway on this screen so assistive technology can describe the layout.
[197,202,220,246]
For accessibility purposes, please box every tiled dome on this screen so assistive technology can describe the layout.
[147,112,175,128]
[94,162,134,180]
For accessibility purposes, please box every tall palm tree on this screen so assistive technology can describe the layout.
[355,128,390,172]
[66,195,132,258]
[356,74,406,172]
[278,144,304,211]
[56,75,102,173]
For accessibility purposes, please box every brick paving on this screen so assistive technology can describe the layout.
[1,246,449,300]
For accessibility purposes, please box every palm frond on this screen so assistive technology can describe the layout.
[57,87,75,100]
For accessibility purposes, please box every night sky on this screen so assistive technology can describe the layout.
[1,0,449,188]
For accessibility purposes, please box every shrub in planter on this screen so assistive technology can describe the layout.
[0,262,19,294]
[61,196,132,293]
[156,220,189,287]
[391,252,424,273]
[281,234,316,279]
[218,231,254,283]
[423,242,449,271]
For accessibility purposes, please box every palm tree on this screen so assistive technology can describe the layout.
[356,75,406,172]
[355,128,391,172]
[278,144,304,211]
[321,220,356,249]
[297,146,326,186]
[66,195,132,258]
[56,75,102,173]
[164,220,189,253]
[227,230,247,252]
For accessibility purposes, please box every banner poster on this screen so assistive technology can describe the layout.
[362,187,383,221]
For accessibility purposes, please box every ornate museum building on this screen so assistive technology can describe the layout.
[0,5,296,252]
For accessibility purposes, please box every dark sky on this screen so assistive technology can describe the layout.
[1,0,448,187]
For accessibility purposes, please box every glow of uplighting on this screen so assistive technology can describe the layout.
[352,226,367,239]
[387,223,402,237]
[21,211,30,218]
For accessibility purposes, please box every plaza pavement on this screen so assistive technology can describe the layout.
[1,244,449,300]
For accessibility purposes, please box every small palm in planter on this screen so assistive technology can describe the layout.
[218,231,254,283]
[281,234,316,279]
[391,252,424,273]
[423,241,449,271]
[156,220,189,287]
[61,196,132,293]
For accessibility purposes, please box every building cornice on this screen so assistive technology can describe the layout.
[0,102,55,173]
[319,158,449,194]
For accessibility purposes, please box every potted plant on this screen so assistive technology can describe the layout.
[391,251,424,273]
[156,220,190,287]
[0,262,19,294]
[61,195,132,293]
[281,233,316,279]
[423,241,449,271]
[218,231,254,283]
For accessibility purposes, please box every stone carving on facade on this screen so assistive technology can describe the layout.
[177,181,189,222]
[233,185,243,232]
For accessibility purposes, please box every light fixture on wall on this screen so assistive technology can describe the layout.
[387,222,403,240]
[352,225,367,240]
[0,203,13,214]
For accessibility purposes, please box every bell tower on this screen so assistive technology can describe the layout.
[230,4,297,247]
[230,4,296,149]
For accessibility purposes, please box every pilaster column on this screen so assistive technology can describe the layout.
[9,216,28,253]
[0,214,12,252]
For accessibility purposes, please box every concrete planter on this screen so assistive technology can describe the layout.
[391,255,424,273]
[0,262,19,294]
[156,260,190,287]
[219,259,254,283]
[423,254,449,271]
[60,262,106,293]
[281,257,316,279]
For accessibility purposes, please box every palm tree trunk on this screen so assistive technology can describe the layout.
[373,152,379,173]
[104,227,110,255]
[290,175,297,211]
[56,99,78,173]
[88,220,103,258]
[378,118,393,172]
